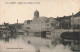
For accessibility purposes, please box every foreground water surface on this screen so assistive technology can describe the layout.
[0,35,76,52]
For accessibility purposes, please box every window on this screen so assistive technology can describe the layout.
[34,32,41,37]
[46,28,50,30]
[26,27,30,29]
[47,24,49,26]
[46,31,51,35]
[28,41,30,44]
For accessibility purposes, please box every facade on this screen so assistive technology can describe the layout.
[15,23,24,35]
[71,16,80,29]
[0,23,11,38]
[0,22,24,38]
[24,20,31,31]
[56,11,80,29]
[30,17,58,32]
[56,16,71,29]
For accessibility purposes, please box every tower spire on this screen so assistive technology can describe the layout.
[17,19,18,24]
[33,10,39,19]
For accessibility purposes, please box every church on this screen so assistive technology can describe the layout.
[23,10,58,33]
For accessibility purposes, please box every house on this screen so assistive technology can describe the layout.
[56,11,80,29]
[0,23,11,38]
[71,11,80,29]
[11,23,24,35]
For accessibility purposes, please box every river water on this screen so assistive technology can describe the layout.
[0,35,36,52]
[0,35,54,52]
[0,35,74,52]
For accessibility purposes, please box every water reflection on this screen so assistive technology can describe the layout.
[0,35,73,52]
[0,35,35,52]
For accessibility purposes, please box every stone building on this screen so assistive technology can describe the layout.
[56,16,71,29]
[71,11,80,29]
[0,23,11,38]
[24,10,58,33]
[55,11,80,29]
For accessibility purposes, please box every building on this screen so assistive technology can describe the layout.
[71,11,80,29]
[24,10,58,33]
[56,16,71,29]
[11,23,24,35]
[71,17,80,29]
[0,22,24,38]
[56,11,80,29]
[0,23,11,38]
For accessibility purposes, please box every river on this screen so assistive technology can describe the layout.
[0,35,75,52]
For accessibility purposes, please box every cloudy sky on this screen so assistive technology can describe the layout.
[0,0,80,24]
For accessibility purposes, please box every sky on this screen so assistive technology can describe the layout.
[0,0,80,24]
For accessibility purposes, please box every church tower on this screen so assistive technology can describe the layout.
[33,10,39,19]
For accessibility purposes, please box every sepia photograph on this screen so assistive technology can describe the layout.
[0,0,80,52]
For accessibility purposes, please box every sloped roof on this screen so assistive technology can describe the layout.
[45,17,57,23]
[37,17,48,22]
[31,17,48,23]
[74,11,80,17]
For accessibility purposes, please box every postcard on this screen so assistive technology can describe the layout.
[0,0,80,52]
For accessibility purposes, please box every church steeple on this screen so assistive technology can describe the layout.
[33,10,39,19]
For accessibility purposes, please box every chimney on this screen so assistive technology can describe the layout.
[72,13,74,17]
[17,19,18,24]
